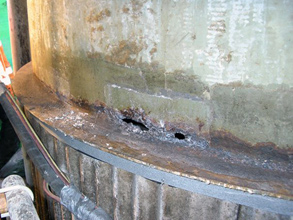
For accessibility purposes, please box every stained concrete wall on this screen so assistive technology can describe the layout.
[26,0,293,150]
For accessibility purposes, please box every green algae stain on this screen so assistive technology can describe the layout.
[0,0,12,67]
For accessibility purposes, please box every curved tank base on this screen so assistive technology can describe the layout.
[13,63,293,219]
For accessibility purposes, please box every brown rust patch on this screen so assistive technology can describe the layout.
[96,25,104,31]
[163,121,198,135]
[211,129,293,155]
[211,129,254,150]
[86,9,111,23]
[210,129,292,173]
[225,51,233,63]
[105,40,143,66]
[61,24,67,40]
[90,25,104,32]
[90,27,96,33]
[118,107,206,138]
[131,1,144,13]
[86,51,102,59]
[196,117,205,132]
[122,7,130,13]
[120,108,148,121]
[149,47,157,55]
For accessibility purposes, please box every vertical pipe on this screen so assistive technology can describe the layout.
[21,145,34,187]
[7,0,31,73]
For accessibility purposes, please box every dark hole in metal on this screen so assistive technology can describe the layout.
[175,132,185,140]
[122,118,149,131]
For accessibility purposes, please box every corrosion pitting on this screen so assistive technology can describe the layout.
[104,106,292,174]
[13,67,293,200]
[106,107,209,149]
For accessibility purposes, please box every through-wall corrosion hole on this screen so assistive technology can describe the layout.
[175,132,185,140]
[122,118,149,131]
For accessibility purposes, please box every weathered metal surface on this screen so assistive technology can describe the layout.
[10,0,293,218]
[12,63,293,219]
[14,64,293,201]
[28,116,292,220]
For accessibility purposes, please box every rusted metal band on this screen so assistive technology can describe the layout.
[36,116,293,216]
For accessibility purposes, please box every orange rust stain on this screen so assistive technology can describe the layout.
[86,9,111,23]
[211,129,293,154]
[105,40,143,66]
[90,27,96,33]
[86,51,102,59]
[149,47,157,55]
[196,117,205,132]
[61,24,67,39]
[122,7,130,13]
[96,25,104,31]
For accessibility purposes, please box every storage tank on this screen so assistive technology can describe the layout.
[13,0,293,219]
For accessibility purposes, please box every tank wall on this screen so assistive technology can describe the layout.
[27,0,293,150]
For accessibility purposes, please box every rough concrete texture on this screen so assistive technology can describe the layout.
[211,84,293,149]
[105,84,211,134]
[27,0,293,150]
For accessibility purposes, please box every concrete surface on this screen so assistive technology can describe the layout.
[26,0,293,150]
